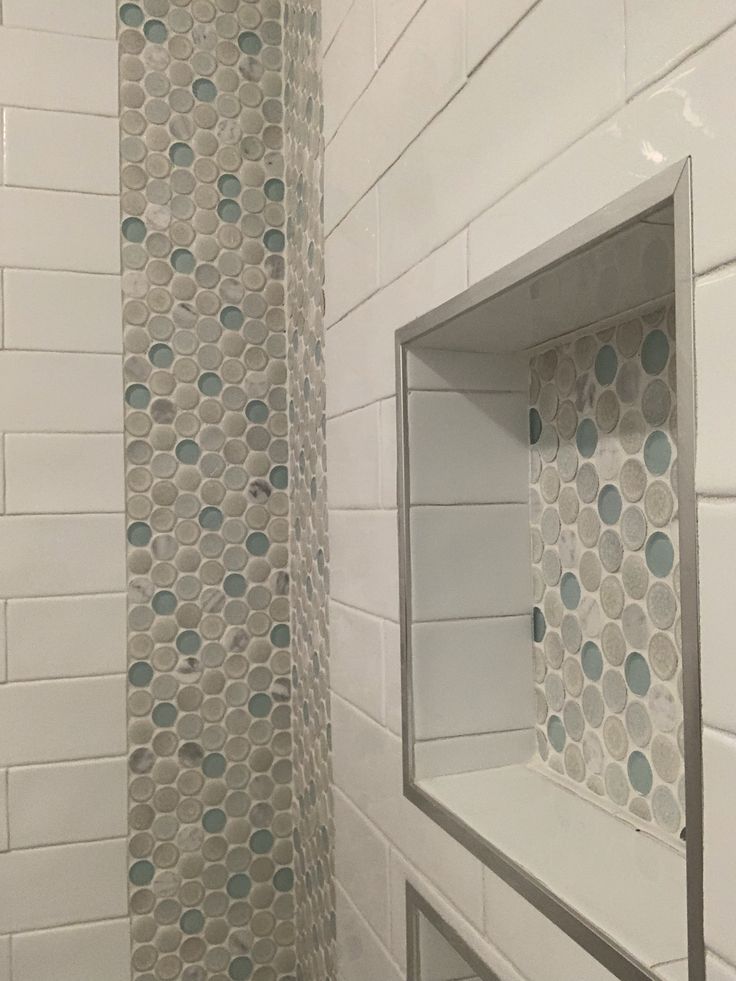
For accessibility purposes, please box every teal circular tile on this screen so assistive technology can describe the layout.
[199,506,223,529]
[270,624,290,647]
[273,868,293,892]
[192,78,217,102]
[198,372,222,396]
[239,30,263,54]
[270,465,288,489]
[547,714,566,752]
[533,607,546,642]
[180,909,204,934]
[125,384,150,408]
[644,430,672,475]
[202,753,226,777]
[152,590,177,614]
[127,521,151,546]
[171,248,195,274]
[229,957,253,981]
[641,329,670,375]
[152,702,177,727]
[627,750,653,795]
[224,573,246,597]
[120,3,144,26]
[264,178,285,201]
[202,808,226,832]
[581,641,603,681]
[250,829,274,854]
[249,693,271,717]
[175,439,200,464]
[169,142,194,167]
[263,229,285,252]
[122,216,146,242]
[218,198,242,222]
[645,531,674,577]
[625,652,651,695]
[129,661,153,687]
[176,630,201,654]
[143,18,167,42]
[220,305,244,330]
[529,407,542,444]
[246,400,269,423]
[226,874,251,899]
[576,418,598,458]
[560,572,581,610]
[595,344,618,385]
[218,174,242,197]
[597,484,622,525]
[149,343,173,367]
[246,532,269,556]
[129,860,154,885]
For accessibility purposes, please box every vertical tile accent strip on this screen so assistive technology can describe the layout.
[284,2,336,978]
[119,2,297,978]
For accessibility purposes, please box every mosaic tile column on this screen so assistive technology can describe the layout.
[119,2,298,978]
[284,2,336,978]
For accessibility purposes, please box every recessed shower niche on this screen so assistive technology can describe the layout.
[396,163,702,981]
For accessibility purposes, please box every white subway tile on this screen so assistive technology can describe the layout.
[0,771,6,851]
[466,0,537,70]
[330,509,399,620]
[0,514,125,598]
[657,960,688,981]
[326,232,467,418]
[414,729,533,780]
[323,0,355,52]
[0,676,125,766]
[324,0,376,142]
[8,593,126,681]
[0,352,122,432]
[383,619,402,736]
[374,0,423,62]
[698,501,736,732]
[379,0,625,284]
[695,268,736,494]
[0,27,117,115]
[379,398,397,508]
[625,0,736,95]
[9,757,126,848]
[406,349,528,393]
[325,189,379,326]
[0,938,8,981]
[6,434,124,513]
[707,952,736,981]
[12,919,131,981]
[0,838,127,933]
[325,0,465,230]
[4,269,122,354]
[0,605,6,684]
[336,883,403,981]
[326,404,381,508]
[335,789,391,943]
[410,504,531,621]
[330,599,385,724]
[407,390,529,504]
[704,728,736,966]
[3,0,117,39]
[0,188,119,274]
[4,108,119,194]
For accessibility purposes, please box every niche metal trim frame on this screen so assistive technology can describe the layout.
[395,160,702,981]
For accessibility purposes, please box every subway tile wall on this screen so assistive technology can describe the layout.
[0,6,129,979]
[323,0,736,978]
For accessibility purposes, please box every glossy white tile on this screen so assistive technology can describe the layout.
[374,0,423,62]
[0,938,8,981]
[704,728,736,966]
[379,398,398,508]
[325,189,379,326]
[3,0,118,39]
[706,952,736,981]
[383,619,402,737]
[329,509,399,620]
[11,919,131,981]
[322,0,355,52]
[326,404,381,508]
[336,883,403,981]
[406,348,528,392]
[334,788,391,942]
[414,728,534,780]
[330,599,385,724]
[465,0,538,70]
[323,0,376,142]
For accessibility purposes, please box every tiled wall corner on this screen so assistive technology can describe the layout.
[0,6,129,977]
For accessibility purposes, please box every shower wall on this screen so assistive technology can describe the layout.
[0,5,129,979]
[323,1,736,980]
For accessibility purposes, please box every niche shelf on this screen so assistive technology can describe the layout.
[396,162,702,981]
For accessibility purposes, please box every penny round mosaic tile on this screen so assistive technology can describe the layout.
[529,298,684,840]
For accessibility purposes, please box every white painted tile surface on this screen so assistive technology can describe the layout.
[9,757,127,847]
[3,109,119,194]
[466,0,538,70]
[330,509,399,620]
[624,0,736,94]
[0,515,125,597]
[7,593,126,681]
[408,390,529,504]
[6,434,124,513]
[374,0,423,62]
[0,352,122,432]
[326,404,381,508]
[0,188,120,274]
[698,501,736,731]
[704,728,736,966]
[0,676,125,766]
[11,919,131,981]
[336,883,403,981]
[412,616,533,739]
[334,789,391,942]
[323,0,376,142]
[410,504,531,620]
[2,0,117,39]
[0,28,117,115]
[325,189,379,326]
[4,269,122,354]
[330,600,385,724]
[325,0,465,230]
[0,839,127,933]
